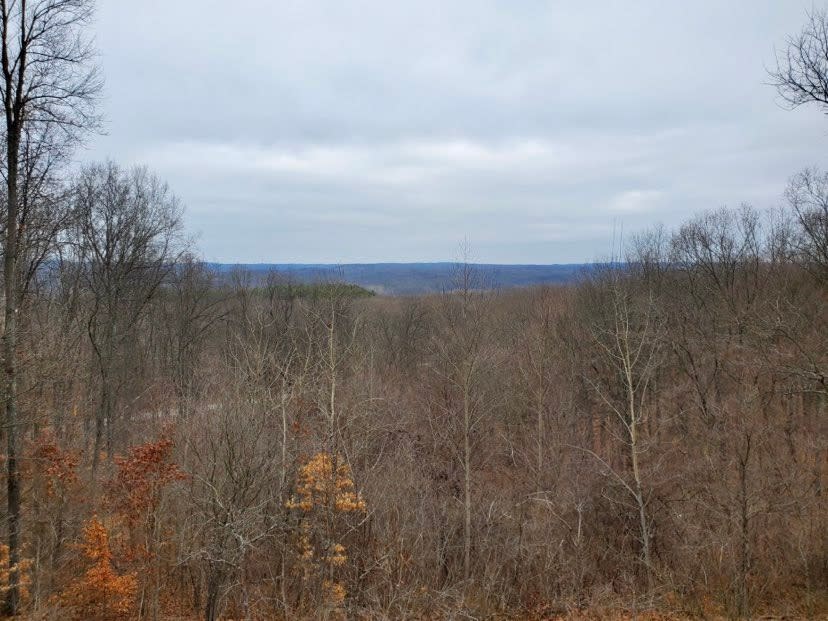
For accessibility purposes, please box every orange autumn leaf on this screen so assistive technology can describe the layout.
[60,517,137,620]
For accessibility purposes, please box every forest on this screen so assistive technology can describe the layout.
[0,1,826,620]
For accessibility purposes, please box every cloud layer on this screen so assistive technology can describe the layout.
[87,1,826,263]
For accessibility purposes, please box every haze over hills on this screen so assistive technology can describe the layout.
[206,262,591,295]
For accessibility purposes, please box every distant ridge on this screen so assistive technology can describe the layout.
[205,262,591,295]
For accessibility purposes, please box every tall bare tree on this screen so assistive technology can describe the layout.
[786,168,828,283]
[428,259,500,586]
[578,269,665,603]
[69,162,183,473]
[0,0,100,612]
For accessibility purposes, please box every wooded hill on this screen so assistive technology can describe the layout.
[206,262,589,295]
[5,197,825,620]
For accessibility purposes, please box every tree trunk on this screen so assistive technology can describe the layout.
[630,412,652,599]
[3,130,21,616]
[463,381,471,583]
[204,567,222,621]
[92,376,111,477]
[736,433,752,618]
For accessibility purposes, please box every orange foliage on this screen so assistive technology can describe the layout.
[110,436,187,525]
[0,544,31,600]
[60,517,137,620]
[107,435,188,613]
[323,579,347,606]
[26,430,80,503]
[32,431,79,496]
[287,452,367,611]
[286,451,366,514]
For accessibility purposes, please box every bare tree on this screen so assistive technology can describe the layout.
[769,7,828,114]
[513,286,561,491]
[69,162,183,473]
[578,269,665,604]
[786,168,828,283]
[158,256,223,418]
[428,258,500,586]
[183,394,283,621]
[0,0,100,612]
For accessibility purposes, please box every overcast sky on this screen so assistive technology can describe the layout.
[86,1,826,264]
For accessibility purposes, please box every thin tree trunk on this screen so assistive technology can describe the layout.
[630,411,652,598]
[463,380,471,583]
[3,129,21,616]
[204,567,221,621]
[92,376,110,477]
[536,384,544,491]
[737,433,752,618]
[621,305,653,604]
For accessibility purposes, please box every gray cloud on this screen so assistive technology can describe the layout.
[85,0,827,263]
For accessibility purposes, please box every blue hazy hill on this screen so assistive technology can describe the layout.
[205,262,591,295]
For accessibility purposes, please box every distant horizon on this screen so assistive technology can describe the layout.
[204,260,594,267]
[202,262,591,295]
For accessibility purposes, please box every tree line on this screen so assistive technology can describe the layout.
[1,179,823,620]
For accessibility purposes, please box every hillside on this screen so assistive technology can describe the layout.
[206,262,590,295]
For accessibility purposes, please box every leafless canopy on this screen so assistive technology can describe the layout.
[769,7,828,113]
[0,0,102,147]
[786,167,828,281]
